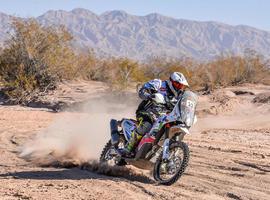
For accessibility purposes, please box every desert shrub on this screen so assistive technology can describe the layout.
[0,19,75,103]
[106,58,145,89]
[207,54,269,89]
[184,52,270,92]
[242,50,270,84]
[74,49,100,80]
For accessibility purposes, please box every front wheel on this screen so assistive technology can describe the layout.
[153,141,189,186]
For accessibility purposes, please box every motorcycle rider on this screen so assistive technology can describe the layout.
[120,72,189,157]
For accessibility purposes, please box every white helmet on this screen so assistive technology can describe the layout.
[167,72,189,96]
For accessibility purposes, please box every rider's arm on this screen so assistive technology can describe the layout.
[138,79,162,100]
[138,87,153,100]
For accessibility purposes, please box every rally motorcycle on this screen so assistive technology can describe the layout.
[100,91,198,185]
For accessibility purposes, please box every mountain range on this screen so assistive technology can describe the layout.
[1,8,270,60]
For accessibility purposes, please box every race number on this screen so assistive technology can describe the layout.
[186,100,195,110]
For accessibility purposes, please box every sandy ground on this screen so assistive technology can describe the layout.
[0,83,269,200]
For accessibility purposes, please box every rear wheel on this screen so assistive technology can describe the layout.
[99,137,126,166]
[153,141,189,185]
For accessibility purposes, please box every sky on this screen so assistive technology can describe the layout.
[0,0,269,31]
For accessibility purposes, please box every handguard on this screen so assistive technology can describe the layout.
[152,93,166,104]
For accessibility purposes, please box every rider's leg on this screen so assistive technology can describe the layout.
[120,112,154,157]
[126,120,152,152]
[132,112,154,149]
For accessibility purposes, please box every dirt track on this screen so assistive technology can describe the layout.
[0,84,269,200]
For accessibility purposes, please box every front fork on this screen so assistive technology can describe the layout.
[162,127,170,161]
[162,138,170,161]
[162,127,183,161]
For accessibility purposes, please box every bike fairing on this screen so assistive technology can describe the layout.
[149,91,198,135]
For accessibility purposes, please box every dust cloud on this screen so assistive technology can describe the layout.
[19,93,138,167]
[19,90,269,168]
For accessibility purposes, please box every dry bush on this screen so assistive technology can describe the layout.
[74,49,101,80]
[188,52,270,91]
[142,57,194,82]
[114,58,146,87]
[0,19,76,103]
[101,58,146,90]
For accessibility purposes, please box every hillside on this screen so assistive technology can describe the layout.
[1,9,270,60]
